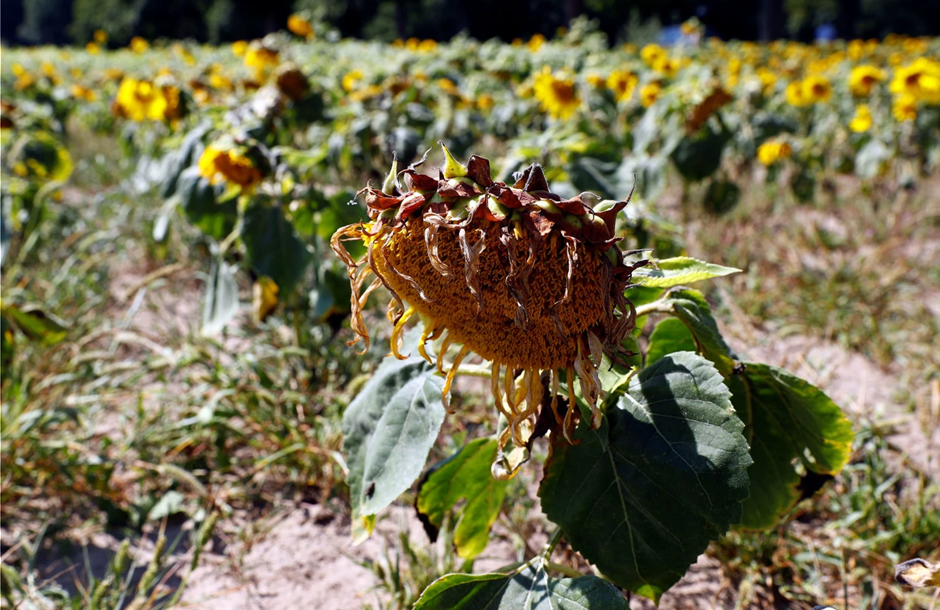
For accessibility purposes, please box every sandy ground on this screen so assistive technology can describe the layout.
[24,248,938,610]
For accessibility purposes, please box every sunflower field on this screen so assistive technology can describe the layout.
[2,15,939,610]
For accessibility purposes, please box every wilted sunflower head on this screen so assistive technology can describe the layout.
[332,145,647,452]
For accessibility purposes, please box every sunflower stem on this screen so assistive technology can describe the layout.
[453,364,493,378]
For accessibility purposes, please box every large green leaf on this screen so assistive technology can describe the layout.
[201,260,240,335]
[646,317,697,367]
[413,563,630,610]
[726,363,854,530]
[416,438,507,560]
[540,352,751,602]
[343,353,445,540]
[176,166,236,241]
[661,288,738,377]
[632,257,740,288]
[242,203,312,294]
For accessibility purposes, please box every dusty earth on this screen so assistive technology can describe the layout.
[24,245,939,610]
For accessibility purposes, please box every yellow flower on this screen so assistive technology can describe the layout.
[640,43,666,67]
[802,75,832,103]
[198,145,263,188]
[287,14,314,38]
[533,67,580,120]
[232,40,248,56]
[847,39,865,61]
[113,78,182,122]
[849,104,872,132]
[103,68,124,82]
[652,56,681,78]
[476,94,494,111]
[892,93,918,121]
[890,58,940,104]
[417,39,438,52]
[342,69,364,93]
[253,277,279,322]
[586,73,606,89]
[757,140,791,166]
[93,29,108,44]
[405,37,420,51]
[849,65,885,97]
[639,82,661,107]
[11,63,26,77]
[70,84,97,102]
[130,36,150,54]
[14,73,35,91]
[209,73,233,91]
[756,68,778,93]
[527,34,546,52]
[245,43,279,79]
[438,78,460,97]
[786,80,807,106]
[86,42,100,55]
[606,70,638,102]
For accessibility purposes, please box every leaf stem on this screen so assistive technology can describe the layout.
[545,561,583,579]
[542,526,564,561]
[635,300,675,318]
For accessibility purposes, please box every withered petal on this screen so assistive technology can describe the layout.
[466,155,494,187]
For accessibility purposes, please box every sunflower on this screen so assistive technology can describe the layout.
[849,104,872,132]
[331,146,646,454]
[198,145,264,189]
[849,65,885,97]
[606,70,638,102]
[890,58,940,104]
[287,14,314,39]
[533,67,580,120]
[801,75,832,103]
[639,82,661,108]
[757,140,791,166]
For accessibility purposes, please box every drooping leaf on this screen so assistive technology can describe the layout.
[343,351,445,540]
[646,317,697,367]
[540,352,751,602]
[413,563,631,610]
[661,288,738,377]
[176,166,236,241]
[201,260,240,335]
[1,303,68,346]
[726,363,854,530]
[242,202,312,294]
[416,438,507,559]
[632,257,740,288]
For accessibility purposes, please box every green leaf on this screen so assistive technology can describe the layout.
[661,288,737,377]
[1,303,68,346]
[147,490,186,521]
[201,260,240,335]
[343,353,445,539]
[416,438,507,560]
[540,352,751,602]
[414,563,631,610]
[726,363,854,530]
[176,167,236,241]
[242,203,312,294]
[646,317,697,367]
[632,257,740,288]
